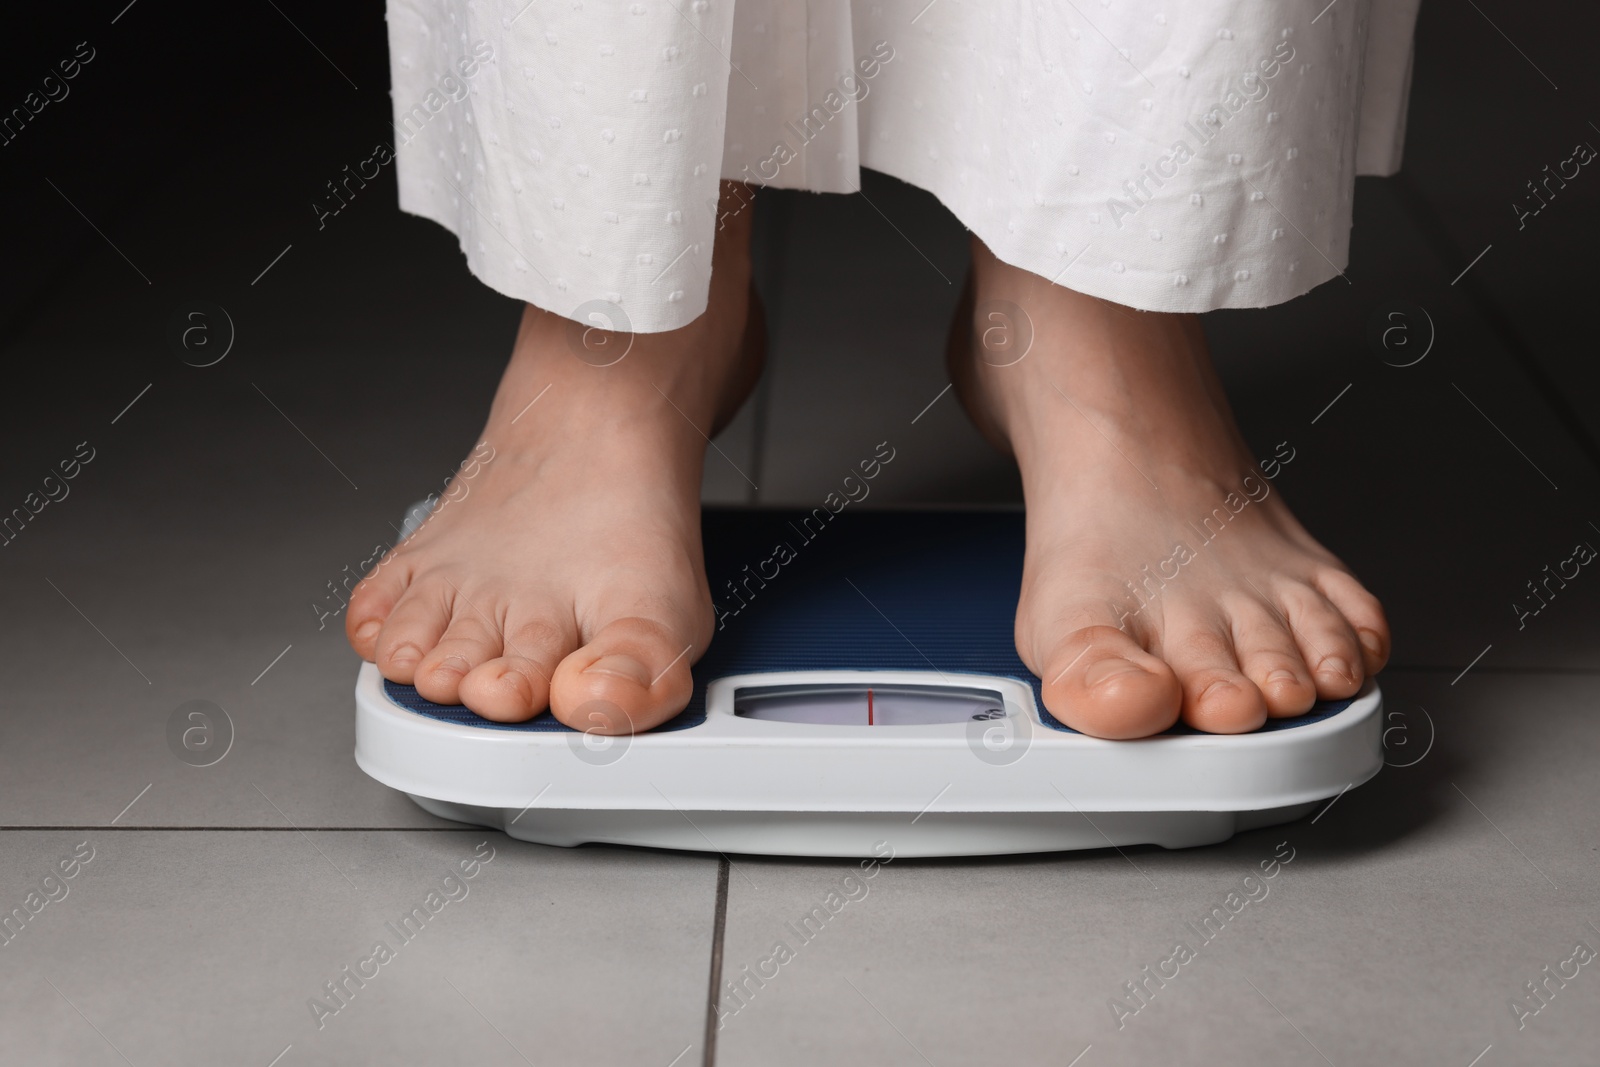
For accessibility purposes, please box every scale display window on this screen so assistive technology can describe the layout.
[732,683,1008,726]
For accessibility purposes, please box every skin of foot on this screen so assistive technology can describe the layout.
[346,182,762,734]
[950,238,1391,739]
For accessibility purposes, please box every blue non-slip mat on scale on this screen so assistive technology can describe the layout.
[383,507,1354,734]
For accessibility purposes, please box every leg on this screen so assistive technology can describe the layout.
[951,237,1390,739]
[346,181,763,733]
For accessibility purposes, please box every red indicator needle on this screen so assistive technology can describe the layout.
[867,688,874,726]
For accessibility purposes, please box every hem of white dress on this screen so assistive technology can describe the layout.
[403,170,1352,320]
[395,184,713,336]
[395,162,1389,326]
[860,162,1348,313]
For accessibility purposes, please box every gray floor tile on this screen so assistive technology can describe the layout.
[0,830,717,1067]
[0,555,456,828]
[713,669,1600,1066]
[1,135,537,828]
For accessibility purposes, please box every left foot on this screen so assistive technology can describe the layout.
[346,182,762,732]
[950,238,1390,739]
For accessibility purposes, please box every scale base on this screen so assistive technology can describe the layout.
[407,794,1321,858]
[362,508,1379,859]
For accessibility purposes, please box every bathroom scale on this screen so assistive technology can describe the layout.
[355,505,1382,857]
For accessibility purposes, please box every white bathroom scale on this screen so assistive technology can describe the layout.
[355,507,1382,858]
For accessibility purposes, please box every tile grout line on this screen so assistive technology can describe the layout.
[702,856,731,1067]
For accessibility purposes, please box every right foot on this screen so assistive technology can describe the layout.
[346,184,761,733]
[949,239,1389,739]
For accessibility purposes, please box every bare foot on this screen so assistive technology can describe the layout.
[346,183,762,734]
[951,238,1389,739]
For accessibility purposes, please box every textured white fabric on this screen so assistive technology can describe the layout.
[386,0,1422,333]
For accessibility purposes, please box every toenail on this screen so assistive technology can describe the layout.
[1318,656,1353,681]
[388,644,421,667]
[354,620,380,642]
[1084,658,1145,688]
[1266,668,1299,687]
[1199,678,1238,701]
[1358,630,1385,659]
[435,654,472,676]
[585,654,652,687]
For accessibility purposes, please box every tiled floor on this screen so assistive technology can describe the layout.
[714,669,1600,1066]
[4,1,1599,1064]
[2,830,717,1065]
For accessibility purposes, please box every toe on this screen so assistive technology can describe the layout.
[1163,619,1269,734]
[550,616,697,735]
[1229,600,1317,717]
[414,605,504,705]
[1280,582,1365,699]
[1314,569,1390,677]
[373,588,450,685]
[346,553,410,660]
[1039,624,1182,739]
[459,616,577,722]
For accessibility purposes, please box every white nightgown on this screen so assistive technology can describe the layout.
[384,0,1422,333]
